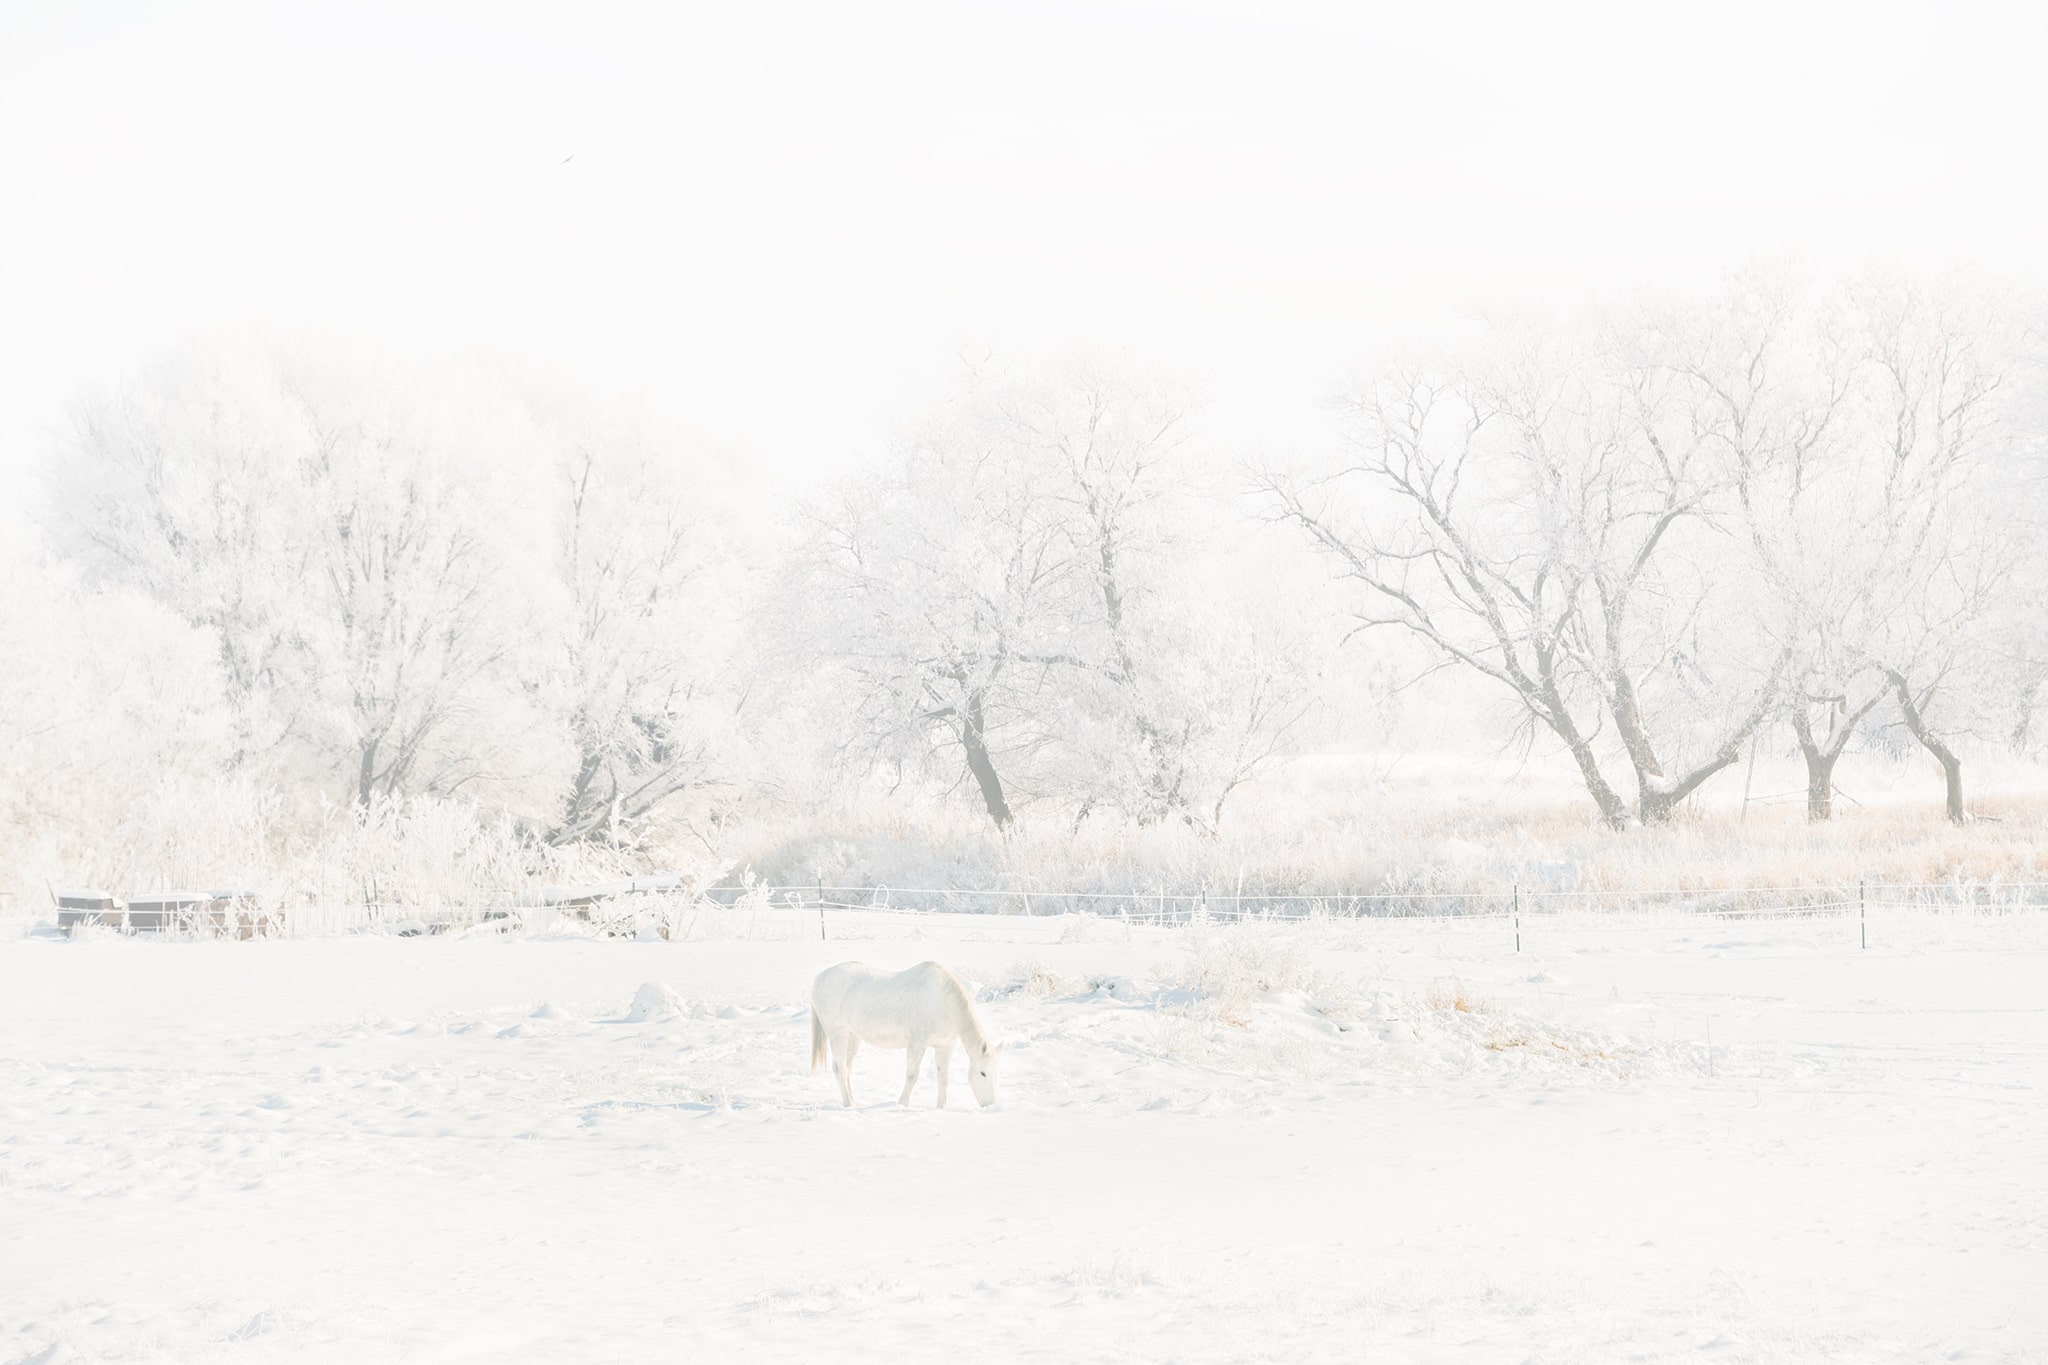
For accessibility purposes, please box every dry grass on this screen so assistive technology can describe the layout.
[733,749,2048,901]
[18,744,2048,922]
[1425,981,1484,1014]
[1478,1034,1622,1072]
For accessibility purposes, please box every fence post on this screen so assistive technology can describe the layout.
[1859,878,1866,951]
[818,877,826,942]
[1513,882,1521,954]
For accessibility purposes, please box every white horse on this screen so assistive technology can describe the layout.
[810,961,1003,1108]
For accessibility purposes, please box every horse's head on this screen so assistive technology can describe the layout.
[968,1040,1004,1107]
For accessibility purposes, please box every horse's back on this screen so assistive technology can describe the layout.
[812,961,888,1012]
[814,960,886,990]
[879,961,967,1006]
[812,960,967,1045]
[815,960,951,994]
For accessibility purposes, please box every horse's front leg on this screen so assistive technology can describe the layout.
[899,1041,925,1106]
[933,1041,953,1109]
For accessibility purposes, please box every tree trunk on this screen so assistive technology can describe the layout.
[1631,656,1787,825]
[1637,744,1760,825]
[1638,786,1684,825]
[2011,672,2044,753]
[559,749,604,829]
[1804,749,1838,821]
[1094,521,1185,823]
[1609,670,1665,781]
[1605,662,1685,824]
[549,760,620,846]
[1789,711,1839,822]
[1890,671,1965,824]
[1791,682,1887,823]
[959,691,1013,830]
[1636,728,1774,825]
[1560,731,1633,830]
[1534,673,1632,829]
[355,738,379,809]
[1938,751,1964,824]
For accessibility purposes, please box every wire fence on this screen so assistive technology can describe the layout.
[707,879,2048,922]
[18,876,2048,944]
[204,877,2048,938]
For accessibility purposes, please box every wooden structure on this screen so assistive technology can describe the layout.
[53,890,278,938]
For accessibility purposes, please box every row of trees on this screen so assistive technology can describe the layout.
[43,350,747,847]
[30,349,1320,852]
[778,366,1320,835]
[16,273,2046,857]
[1264,275,2045,827]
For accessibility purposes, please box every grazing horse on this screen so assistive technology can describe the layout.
[810,961,1003,1108]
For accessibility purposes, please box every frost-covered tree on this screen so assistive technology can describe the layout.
[992,369,1317,832]
[49,348,546,809]
[1847,282,2023,822]
[289,369,536,806]
[1653,276,1881,821]
[1263,320,1785,829]
[50,352,315,767]
[1996,324,2048,756]
[1633,272,2043,825]
[531,406,744,846]
[1074,548,1321,835]
[46,346,756,841]
[785,411,1084,829]
[0,548,234,882]
[1268,276,2037,831]
[789,365,1316,834]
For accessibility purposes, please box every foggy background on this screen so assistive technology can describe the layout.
[6,0,2048,911]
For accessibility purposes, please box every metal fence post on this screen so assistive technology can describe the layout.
[1859,878,1866,951]
[1513,882,1521,954]
[818,877,826,941]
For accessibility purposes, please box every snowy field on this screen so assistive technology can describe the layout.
[3,908,2045,1364]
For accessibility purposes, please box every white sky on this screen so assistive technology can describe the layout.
[3,0,2044,525]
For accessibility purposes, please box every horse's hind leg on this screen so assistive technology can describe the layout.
[933,1041,953,1109]
[833,1033,859,1107]
[899,1042,925,1106]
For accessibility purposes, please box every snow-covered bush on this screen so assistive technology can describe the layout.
[1168,924,1325,1027]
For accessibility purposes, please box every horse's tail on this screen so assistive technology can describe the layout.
[810,1006,826,1072]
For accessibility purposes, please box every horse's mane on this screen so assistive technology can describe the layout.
[932,964,989,1051]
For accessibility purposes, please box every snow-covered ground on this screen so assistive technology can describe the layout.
[4,909,2044,1363]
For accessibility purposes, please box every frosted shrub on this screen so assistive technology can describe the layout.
[1170,925,1324,1026]
[1059,912,1132,945]
[998,959,1079,998]
[78,775,285,900]
[303,797,582,932]
[659,875,814,942]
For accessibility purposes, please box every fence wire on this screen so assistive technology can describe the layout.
[303,876,2048,936]
[25,876,2048,942]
